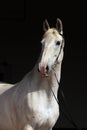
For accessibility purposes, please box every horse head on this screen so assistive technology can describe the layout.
[38,18,65,76]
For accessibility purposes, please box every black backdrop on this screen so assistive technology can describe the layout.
[0,0,87,129]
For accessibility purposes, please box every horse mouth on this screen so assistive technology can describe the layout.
[38,69,49,77]
[38,66,49,77]
[41,72,49,77]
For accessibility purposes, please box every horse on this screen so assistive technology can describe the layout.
[0,18,65,130]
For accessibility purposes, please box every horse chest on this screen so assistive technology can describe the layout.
[27,91,59,127]
[35,103,59,126]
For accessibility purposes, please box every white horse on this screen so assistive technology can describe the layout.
[0,18,65,130]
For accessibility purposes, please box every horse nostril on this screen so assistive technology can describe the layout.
[46,65,49,73]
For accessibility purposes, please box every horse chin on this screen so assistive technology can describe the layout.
[41,73,49,77]
[38,69,50,77]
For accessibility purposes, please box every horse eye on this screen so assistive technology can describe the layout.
[56,41,60,46]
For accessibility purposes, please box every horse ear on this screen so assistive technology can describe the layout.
[56,18,63,35]
[43,19,50,32]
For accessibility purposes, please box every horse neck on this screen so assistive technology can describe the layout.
[48,62,62,96]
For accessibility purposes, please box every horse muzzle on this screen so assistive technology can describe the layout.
[38,63,49,77]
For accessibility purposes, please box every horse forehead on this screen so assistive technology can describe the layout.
[43,28,62,44]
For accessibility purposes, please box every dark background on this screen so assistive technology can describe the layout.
[0,0,87,129]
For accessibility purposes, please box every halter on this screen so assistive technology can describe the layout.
[52,34,64,70]
[54,42,63,67]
